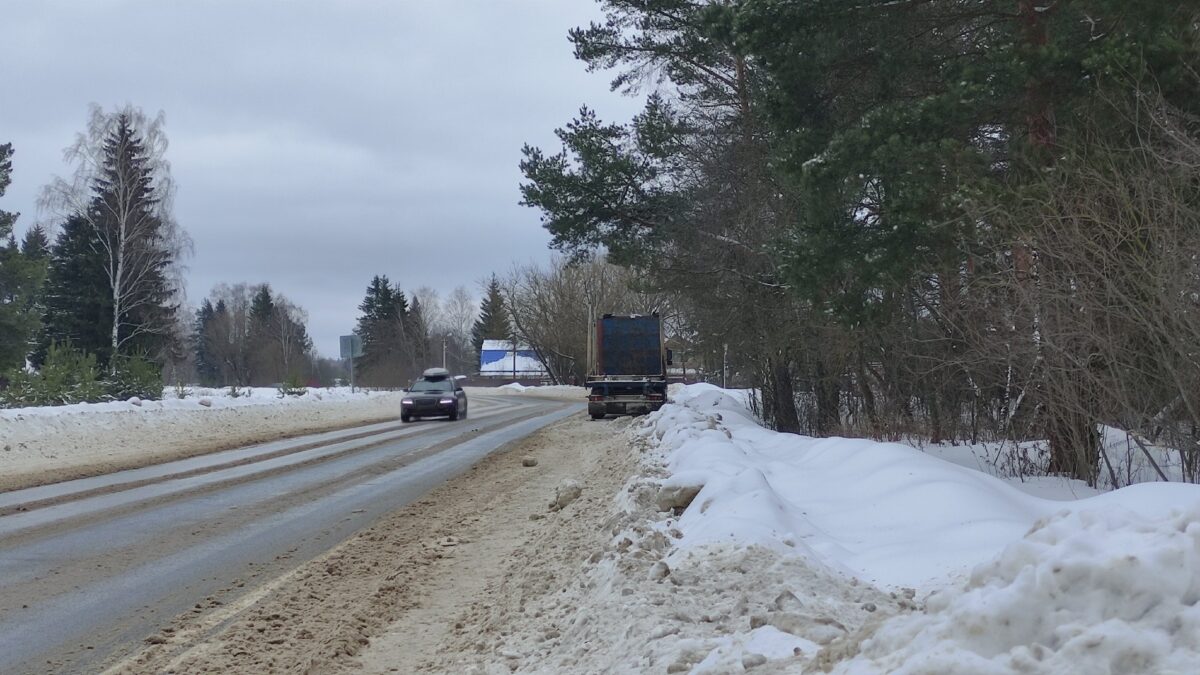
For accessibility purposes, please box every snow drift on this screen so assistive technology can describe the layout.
[630,383,1200,673]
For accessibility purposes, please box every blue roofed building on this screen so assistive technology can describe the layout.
[478,340,548,378]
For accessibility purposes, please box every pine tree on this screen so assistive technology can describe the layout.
[471,277,511,353]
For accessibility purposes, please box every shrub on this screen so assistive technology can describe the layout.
[0,343,106,407]
[107,354,164,401]
[277,373,308,398]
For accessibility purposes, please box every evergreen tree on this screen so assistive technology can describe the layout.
[20,224,50,259]
[0,142,41,371]
[354,275,412,385]
[471,277,511,353]
[0,143,14,234]
[40,106,186,371]
[246,284,276,384]
[35,214,112,366]
[91,110,179,364]
[192,299,220,385]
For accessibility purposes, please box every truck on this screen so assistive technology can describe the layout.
[586,314,671,419]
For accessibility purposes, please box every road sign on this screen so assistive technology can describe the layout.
[339,334,363,359]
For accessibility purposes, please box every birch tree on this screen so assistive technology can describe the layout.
[42,105,190,370]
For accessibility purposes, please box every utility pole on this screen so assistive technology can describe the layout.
[442,336,447,369]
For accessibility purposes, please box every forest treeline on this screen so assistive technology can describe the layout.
[519,0,1200,486]
[0,105,497,401]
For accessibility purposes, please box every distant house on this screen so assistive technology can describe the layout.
[479,339,548,378]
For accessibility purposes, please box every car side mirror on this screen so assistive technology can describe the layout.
[455,387,464,392]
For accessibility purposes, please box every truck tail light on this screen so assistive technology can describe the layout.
[646,393,665,401]
[588,395,605,402]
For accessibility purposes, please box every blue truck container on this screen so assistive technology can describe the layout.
[587,314,670,419]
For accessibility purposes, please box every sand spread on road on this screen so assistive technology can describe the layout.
[103,412,629,674]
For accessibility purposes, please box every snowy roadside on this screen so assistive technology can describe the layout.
[466,383,588,401]
[0,387,404,491]
[449,383,1200,674]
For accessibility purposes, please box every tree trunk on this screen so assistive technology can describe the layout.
[815,361,841,436]
[767,356,802,434]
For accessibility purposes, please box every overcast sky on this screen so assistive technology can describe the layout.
[1,0,641,357]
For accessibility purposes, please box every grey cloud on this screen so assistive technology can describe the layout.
[1,0,643,356]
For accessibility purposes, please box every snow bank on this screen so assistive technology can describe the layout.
[479,353,546,375]
[0,387,403,490]
[642,385,1200,588]
[626,384,1200,672]
[832,506,1200,674]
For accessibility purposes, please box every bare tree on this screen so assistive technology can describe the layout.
[503,257,668,384]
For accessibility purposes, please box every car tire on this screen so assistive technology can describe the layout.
[401,412,412,423]
[591,412,605,420]
[448,408,459,421]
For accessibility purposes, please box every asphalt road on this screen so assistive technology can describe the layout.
[0,393,580,674]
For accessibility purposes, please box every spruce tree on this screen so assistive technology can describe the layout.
[21,225,49,259]
[0,142,37,371]
[192,299,220,385]
[0,143,14,235]
[35,214,112,366]
[246,284,276,384]
[40,107,185,371]
[91,111,179,364]
[471,277,511,353]
[354,275,411,385]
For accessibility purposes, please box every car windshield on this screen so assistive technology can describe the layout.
[409,380,452,393]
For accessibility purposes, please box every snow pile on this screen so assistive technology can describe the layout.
[479,353,546,375]
[0,387,404,490]
[832,506,1200,674]
[643,384,1049,587]
[624,384,1200,673]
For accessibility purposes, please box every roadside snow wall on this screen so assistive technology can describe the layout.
[630,383,1200,673]
[0,387,404,490]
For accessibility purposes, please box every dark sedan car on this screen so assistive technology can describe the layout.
[400,369,467,422]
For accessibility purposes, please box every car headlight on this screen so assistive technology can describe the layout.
[402,398,413,405]
[438,398,455,404]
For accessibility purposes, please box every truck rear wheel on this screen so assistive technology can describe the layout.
[590,412,605,420]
